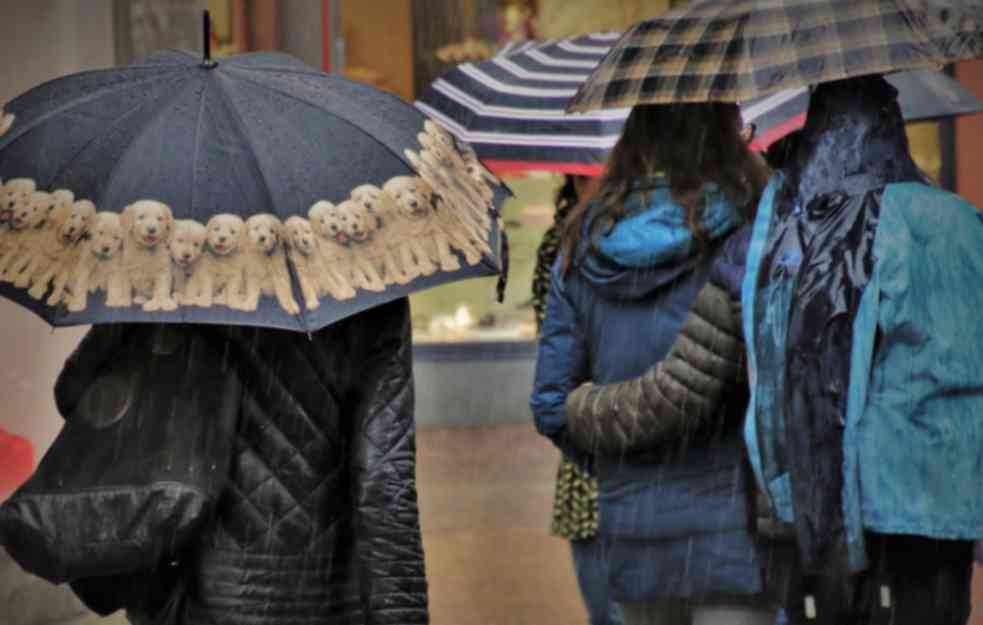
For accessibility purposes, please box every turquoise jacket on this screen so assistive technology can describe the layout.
[744,174,983,571]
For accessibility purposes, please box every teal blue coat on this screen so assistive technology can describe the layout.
[744,174,983,571]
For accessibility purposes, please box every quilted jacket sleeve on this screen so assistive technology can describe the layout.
[347,298,428,625]
[564,280,743,456]
[563,225,752,458]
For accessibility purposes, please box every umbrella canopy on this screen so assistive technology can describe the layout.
[417,31,982,175]
[746,68,983,149]
[0,50,507,332]
[416,33,628,176]
[568,0,983,112]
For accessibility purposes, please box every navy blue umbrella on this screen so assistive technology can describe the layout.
[0,47,507,332]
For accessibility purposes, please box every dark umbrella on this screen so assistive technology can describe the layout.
[416,31,982,174]
[568,0,983,111]
[416,33,628,176]
[746,68,983,150]
[0,39,507,331]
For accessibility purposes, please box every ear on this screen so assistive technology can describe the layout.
[50,203,71,228]
[119,204,136,234]
[161,205,173,238]
[271,219,286,248]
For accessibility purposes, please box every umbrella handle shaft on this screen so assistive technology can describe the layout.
[202,10,217,68]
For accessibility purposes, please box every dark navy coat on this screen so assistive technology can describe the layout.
[530,178,764,602]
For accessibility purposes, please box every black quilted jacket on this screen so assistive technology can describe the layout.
[47,299,428,625]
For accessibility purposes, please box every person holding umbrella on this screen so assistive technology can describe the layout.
[567,2,983,623]
[0,16,507,625]
[530,100,775,625]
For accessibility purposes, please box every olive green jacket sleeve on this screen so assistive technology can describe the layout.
[564,280,743,456]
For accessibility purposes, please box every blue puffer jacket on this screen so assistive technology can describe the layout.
[531,177,765,602]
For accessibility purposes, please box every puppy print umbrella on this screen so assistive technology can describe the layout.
[0,20,507,332]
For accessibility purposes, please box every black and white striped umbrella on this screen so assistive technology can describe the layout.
[416,33,627,177]
[416,33,982,176]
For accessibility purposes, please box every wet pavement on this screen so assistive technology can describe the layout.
[416,423,983,625]
[79,422,983,624]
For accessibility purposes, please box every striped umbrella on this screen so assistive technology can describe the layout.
[416,33,627,177]
[417,33,982,176]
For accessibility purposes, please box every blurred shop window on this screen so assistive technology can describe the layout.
[534,0,671,39]
[338,1,416,100]
[115,0,277,66]
[907,121,944,185]
[410,172,561,344]
[113,0,204,66]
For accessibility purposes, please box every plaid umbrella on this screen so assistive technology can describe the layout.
[746,68,983,149]
[417,30,981,172]
[568,0,983,111]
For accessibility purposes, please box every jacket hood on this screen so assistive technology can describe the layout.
[55,325,136,421]
[577,177,741,300]
[787,75,924,209]
[55,324,251,422]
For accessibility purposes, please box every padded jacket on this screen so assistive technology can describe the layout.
[563,277,743,456]
[531,181,768,602]
[3,299,428,625]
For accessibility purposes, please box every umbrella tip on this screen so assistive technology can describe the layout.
[201,9,218,69]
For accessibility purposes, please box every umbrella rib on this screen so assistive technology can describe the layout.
[229,65,427,132]
[0,71,186,152]
[190,75,210,221]
[222,72,414,171]
[43,75,189,191]
[98,78,205,211]
[210,76,278,216]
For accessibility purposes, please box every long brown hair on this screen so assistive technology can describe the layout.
[560,102,770,274]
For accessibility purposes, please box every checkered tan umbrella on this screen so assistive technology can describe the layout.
[568,0,983,111]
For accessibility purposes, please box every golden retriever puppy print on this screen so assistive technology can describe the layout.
[351,184,384,215]
[308,200,361,295]
[422,119,498,204]
[382,176,442,277]
[292,210,356,302]
[168,219,208,306]
[403,148,487,240]
[348,188,412,285]
[0,178,36,256]
[195,213,246,309]
[241,214,300,315]
[67,212,125,312]
[25,199,97,302]
[0,111,13,137]
[386,175,481,271]
[284,216,354,309]
[0,191,54,281]
[412,140,489,227]
[117,199,176,311]
[403,152,491,262]
[49,189,75,218]
[10,191,68,287]
[337,200,386,292]
[1,178,36,218]
[416,146,492,236]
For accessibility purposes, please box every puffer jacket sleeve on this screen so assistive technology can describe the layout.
[530,260,591,464]
[564,227,751,456]
[347,298,428,625]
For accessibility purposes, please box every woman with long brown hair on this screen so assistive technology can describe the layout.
[530,102,775,625]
